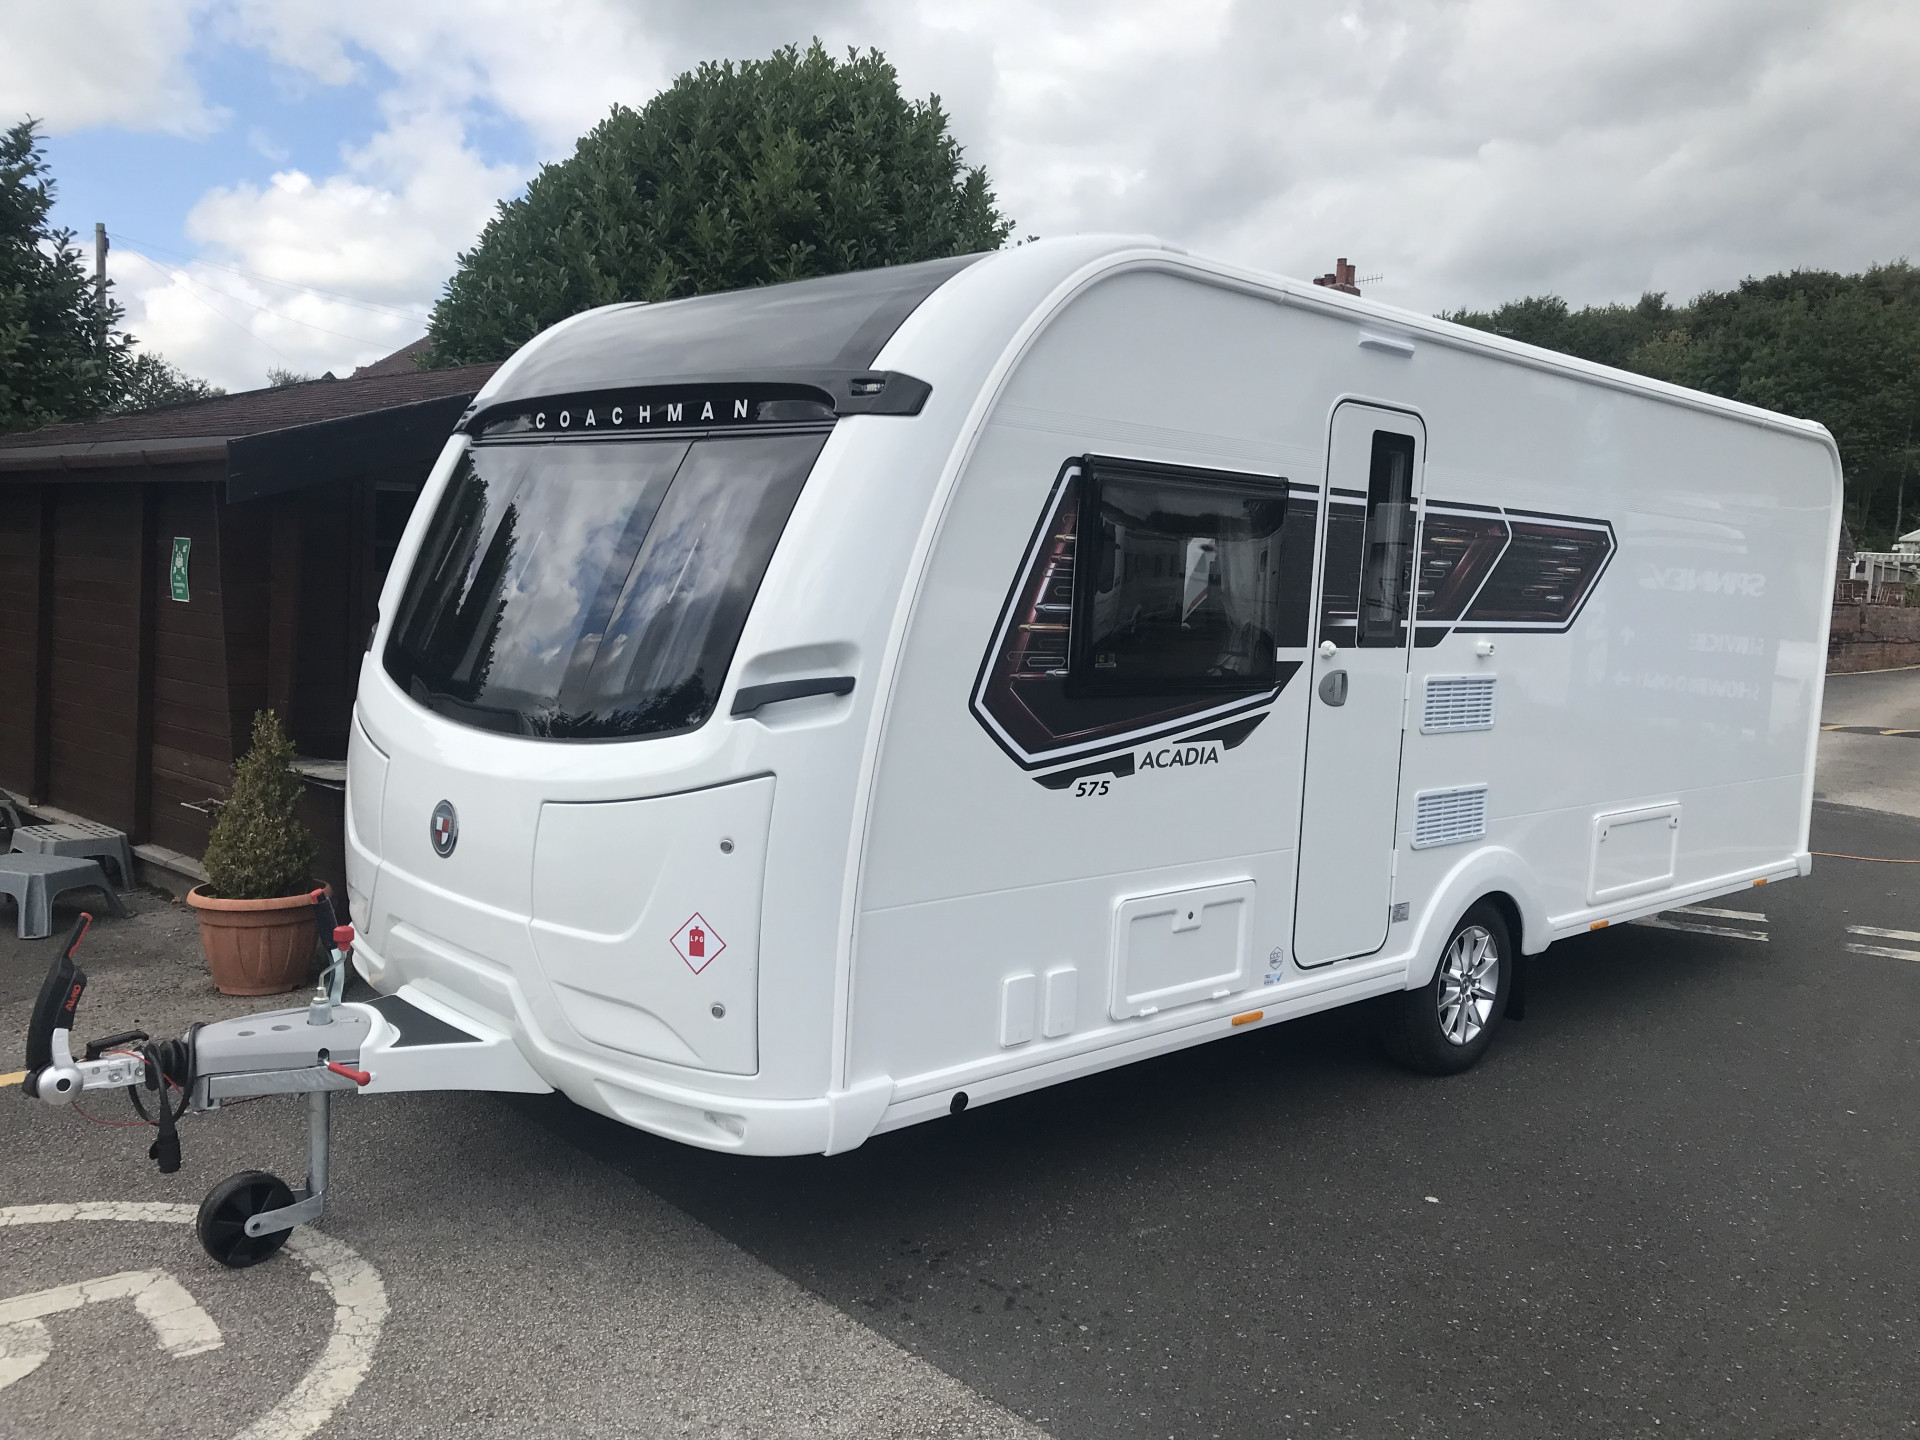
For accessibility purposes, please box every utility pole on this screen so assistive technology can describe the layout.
[93,223,109,354]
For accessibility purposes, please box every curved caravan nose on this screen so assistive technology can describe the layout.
[364,749,772,1078]
[529,778,771,1074]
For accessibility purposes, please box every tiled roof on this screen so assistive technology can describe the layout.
[349,337,434,378]
[0,361,498,453]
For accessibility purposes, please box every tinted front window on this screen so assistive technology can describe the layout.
[384,432,826,739]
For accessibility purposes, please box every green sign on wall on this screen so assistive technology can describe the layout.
[169,536,191,602]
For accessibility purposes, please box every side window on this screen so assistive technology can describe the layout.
[972,456,1308,768]
[1071,466,1290,695]
[1356,430,1418,647]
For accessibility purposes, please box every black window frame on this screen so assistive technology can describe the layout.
[1355,428,1420,649]
[1064,457,1293,700]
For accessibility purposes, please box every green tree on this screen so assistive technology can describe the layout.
[0,118,129,431]
[426,42,1014,366]
[113,349,224,412]
[1445,265,1920,546]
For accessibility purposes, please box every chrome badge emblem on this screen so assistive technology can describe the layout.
[430,800,458,858]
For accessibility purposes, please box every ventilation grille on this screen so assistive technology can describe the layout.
[1413,785,1488,849]
[1422,675,1496,733]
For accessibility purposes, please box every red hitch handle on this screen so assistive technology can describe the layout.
[332,925,355,950]
[326,1061,371,1086]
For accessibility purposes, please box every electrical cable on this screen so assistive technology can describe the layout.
[1812,851,1920,863]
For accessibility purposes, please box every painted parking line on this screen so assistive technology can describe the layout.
[1631,910,1768,941]
[0,1269,222,1389]
[0,1202,386,1440]
[1844,925,1920,962]
[1819,724,1920,738]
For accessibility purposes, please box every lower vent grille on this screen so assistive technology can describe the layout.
[1413,785,1488,849]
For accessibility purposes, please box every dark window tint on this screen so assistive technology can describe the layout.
[1357,431,1418,646]
[1316,497,1366,645]
[489,255,981,403]
[1415,510,1508,622]
[383,432,825,740]
[1462,521,1612,625]
[974,458,1308,765]
[1071,469,1289,695]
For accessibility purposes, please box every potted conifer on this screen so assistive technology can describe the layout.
[187,710,319,995]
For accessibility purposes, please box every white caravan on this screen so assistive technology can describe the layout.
[344,237,1842,1156]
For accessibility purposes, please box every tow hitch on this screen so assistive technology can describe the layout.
[19,891,548,1268]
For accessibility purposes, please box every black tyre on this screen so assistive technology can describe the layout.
[197,1170,295,1268]
[1380,901,1511,1075]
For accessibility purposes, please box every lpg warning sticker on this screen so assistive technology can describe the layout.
[671,914,726,974]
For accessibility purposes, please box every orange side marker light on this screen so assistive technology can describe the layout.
[1590,920,1609,931]
[1752,878,1768,886]
[1231,1010,1264,1027]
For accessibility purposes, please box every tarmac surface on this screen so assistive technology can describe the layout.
[1,667,1916,1439]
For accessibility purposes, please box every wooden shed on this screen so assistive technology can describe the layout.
[0,355,497,896]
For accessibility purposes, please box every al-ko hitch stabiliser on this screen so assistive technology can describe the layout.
[18,891,548,1268]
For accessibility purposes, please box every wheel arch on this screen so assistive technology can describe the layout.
[1405,845,1551,990]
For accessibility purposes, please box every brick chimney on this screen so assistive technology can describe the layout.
[1312,258,1361,296]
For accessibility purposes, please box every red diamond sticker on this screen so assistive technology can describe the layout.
[670,913,726,974]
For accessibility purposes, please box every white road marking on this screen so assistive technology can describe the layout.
[0,1319,51,1389]
[0,1269,221,1388]
[1675,906,1767,922]
[0,1202,386,1440]
[1847,925,1920,943]
[1845,943,1920,962]
[1630,918,1768,941]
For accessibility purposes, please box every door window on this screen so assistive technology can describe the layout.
[1356,430,1418,647]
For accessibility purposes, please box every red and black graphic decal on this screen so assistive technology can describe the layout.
[971,457,1308,776]
[1412,505,1613,644]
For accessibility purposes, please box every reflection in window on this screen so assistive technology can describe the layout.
[1415,509,1509,622]
[383,432,825,739]
[1462,521,1613,625]
[1357,430,1418,647]
[1072,469,1289,695]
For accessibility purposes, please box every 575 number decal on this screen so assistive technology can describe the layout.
[1072,779,1111,797]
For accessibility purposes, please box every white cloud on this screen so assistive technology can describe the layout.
[117,111,520,390]
[75,0,1920,389]
[1,0,218,135]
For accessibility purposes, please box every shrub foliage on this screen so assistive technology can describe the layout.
[202,710,315,900]
[425,42,1013,366]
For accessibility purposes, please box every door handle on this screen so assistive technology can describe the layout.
[730,676,856,717]
[1317,670,1349,706]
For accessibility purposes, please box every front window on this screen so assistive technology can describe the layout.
[383,431,826,739]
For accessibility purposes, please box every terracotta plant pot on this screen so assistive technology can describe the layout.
[187,887,316,996]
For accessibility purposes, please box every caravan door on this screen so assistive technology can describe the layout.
[1293,403,1424,966]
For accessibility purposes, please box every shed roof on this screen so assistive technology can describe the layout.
[0,359,498,498]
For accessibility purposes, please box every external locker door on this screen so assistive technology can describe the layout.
[1293,403,1424,966]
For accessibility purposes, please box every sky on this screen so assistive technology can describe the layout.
[7,0,1919,394]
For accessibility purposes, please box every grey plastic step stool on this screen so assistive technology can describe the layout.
[9,817,137,890]
[0,854,129,940]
